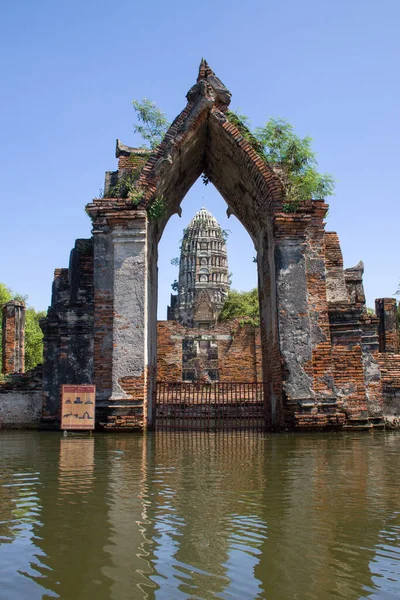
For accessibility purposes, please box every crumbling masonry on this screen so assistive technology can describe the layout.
[2,301,25,375]
[3,60,400,431]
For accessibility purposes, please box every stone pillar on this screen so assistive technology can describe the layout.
[2,300,26,374]
[274,230,314,405]
[108,215,150,427]
[375,298,399,353]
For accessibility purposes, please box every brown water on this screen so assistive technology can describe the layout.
[1,431,400,600]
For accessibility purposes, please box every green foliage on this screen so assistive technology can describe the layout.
[129,98,335,212]
[227,108,251,127]
[216,227,231,243]
[102,169,146,208]
[0,283,44,373]
[227,111,335,212]
[132,98,170,149]
[219,288,260,326]
[147,196,166,221]
[171,280,179,292]
[254,117,335,211]
[170,257,179,267]
[0,283,26,306]
[226,110,266,159]
[104,171,139,199]
[25,308,46,371]
[0,282,13,307]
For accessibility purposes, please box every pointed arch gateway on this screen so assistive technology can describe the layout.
[87,60,344,431]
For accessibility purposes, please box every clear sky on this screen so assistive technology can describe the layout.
[1,0,399,318]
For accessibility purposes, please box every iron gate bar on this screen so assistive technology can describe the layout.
[155,381,265,431]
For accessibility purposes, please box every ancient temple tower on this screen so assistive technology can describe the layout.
[168,208,230,328]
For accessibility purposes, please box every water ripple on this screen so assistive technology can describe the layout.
[1,431,400,599]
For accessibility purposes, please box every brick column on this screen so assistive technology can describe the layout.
[2,300,26,374]
[273,202,344,429]
[375,298,399,353]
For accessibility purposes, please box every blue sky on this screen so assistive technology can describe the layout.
[1,0,399,318]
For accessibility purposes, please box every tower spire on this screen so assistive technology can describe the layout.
[167,208,230,329]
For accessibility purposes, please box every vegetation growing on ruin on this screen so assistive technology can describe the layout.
[216,226,231,242]
[226,111,335,212]
[147,196,167,220]
[98,100,170,220]
[218,288,260,327]
[132,98,170,149]
[0,283,45,376]
[103,172,142,201]
[105,99,334,217]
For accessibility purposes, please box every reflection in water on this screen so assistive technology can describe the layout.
[1,431,400,599]
[58,436,95,498]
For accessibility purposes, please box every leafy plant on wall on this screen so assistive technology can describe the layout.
[226,111,335,212]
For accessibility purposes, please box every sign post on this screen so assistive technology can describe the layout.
[61,385,96,430]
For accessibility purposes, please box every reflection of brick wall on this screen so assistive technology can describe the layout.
[157,320,262,382]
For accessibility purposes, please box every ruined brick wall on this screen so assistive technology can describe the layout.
[156,320,261,383]
[0,366,43,428]
[157,321,184,381]
[218,322,261,382]
[41,239,94,426]
[2,301,25,374]
[376,353,400,416]
[255,329,263,382]
[360,314,383,419]
[375,298,399,353]
[273,208,347,430]
[325,233,378,424]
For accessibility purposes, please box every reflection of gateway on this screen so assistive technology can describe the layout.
[74,397,83,404]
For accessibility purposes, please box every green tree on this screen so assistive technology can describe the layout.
[24,308,46,371]
[132,98,170,149]
[219,288,260,326]
[226,111,335,212]
[253,117,335,211]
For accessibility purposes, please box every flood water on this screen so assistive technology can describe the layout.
[1,431,400,599]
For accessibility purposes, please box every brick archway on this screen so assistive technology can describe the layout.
[40,60,382,431]
[138,61,285,428]
[85,60,342,430]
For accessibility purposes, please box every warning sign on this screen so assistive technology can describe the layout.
[61,385,96,430]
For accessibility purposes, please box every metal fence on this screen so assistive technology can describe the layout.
[156,382,265,431]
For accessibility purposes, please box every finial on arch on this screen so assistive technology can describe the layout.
[197,58,216,82]
[187,58,231,109]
